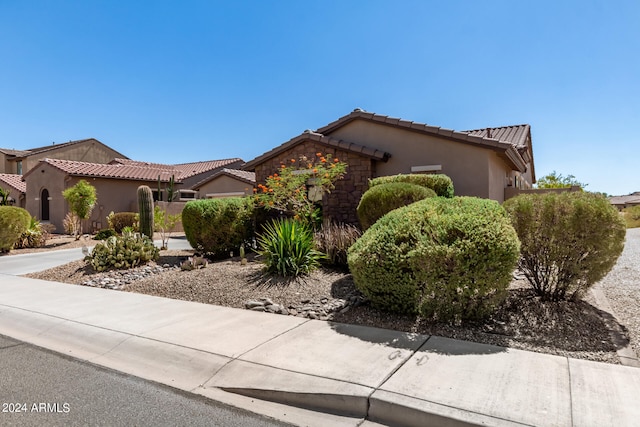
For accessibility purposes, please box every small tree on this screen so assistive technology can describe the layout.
[154,205,181,250]
[0,187,13,206]
[254,152,347,226]
[536,171,587,189]
[62,180,97,239]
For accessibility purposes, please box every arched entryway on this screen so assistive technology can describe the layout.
[41,188,50,221]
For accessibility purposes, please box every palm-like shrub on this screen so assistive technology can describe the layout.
[357,182,436,230]
[257,219,325,276]
[15,216,49,249]
[504,192,626,301]
[348,197,520,322]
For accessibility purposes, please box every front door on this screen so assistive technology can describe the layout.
[41,189,50,221]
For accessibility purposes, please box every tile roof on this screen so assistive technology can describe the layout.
[0,173,26,193]
[242,130,390,171]
[172,158,244,179]
[315,109,530,172]
[2,138,128,159]
[25,158,185,182]
[0,148,31,157]
[463,124,531,150]
[192,168,256,189]
[609,192,640,205]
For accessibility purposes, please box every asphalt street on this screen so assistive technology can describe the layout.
[0,335,292,427]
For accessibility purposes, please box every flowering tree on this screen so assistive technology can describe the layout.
[254,152,347,224]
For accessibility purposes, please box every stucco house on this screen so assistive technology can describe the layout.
[0,173,27,207]
[242,109,536,224]
[22,157,248,232]
[609,192,640,211]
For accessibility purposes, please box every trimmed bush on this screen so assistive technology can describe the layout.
[108,212,138,234]
[504,192,626,301]
[94,228,117,240]
[348,197,520,322]
[182,198,254,258]
[88,230,159,272]
[0,206,31,251]
[369,173,454,198]
[257,218,325,276]
[314,222,361,268]
[357,182,436,230]
[622,205,640,228]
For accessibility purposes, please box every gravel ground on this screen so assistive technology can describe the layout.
[20,230,640,365]
[594,227,640,358]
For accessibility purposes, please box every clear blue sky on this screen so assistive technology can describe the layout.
[1,1,638,195]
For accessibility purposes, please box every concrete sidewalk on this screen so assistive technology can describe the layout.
[1,273,639,427]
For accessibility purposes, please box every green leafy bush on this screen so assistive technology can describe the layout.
[257,218,325,276]
[504,192,626,301]
[369,173,454,198]
[107,212,138,234]
[0,206,31,251]
[15,216,49,249]
[348,197,520,322]
[314,222,361,268]
[357,182,436,230]
[94,228,117,240]
[88,230,159,272]
[182,198,254,258]
[622,205,640,228]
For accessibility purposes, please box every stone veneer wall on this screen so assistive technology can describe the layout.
[253,141,374,225]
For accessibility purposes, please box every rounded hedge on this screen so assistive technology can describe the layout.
[348,197,520,322]
[0,206,31,252]
[357,182,436,230]
[503,191,626,301]
[369,174,454,198]
[182,197,254,258]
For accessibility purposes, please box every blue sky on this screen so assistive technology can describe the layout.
[1,1,638,195]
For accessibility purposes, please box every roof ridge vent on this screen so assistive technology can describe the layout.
[303,129,312,133]
[353,108,364,112]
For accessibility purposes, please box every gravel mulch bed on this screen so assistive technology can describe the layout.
[23,230,640,365]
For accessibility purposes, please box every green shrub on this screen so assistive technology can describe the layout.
[0,206,32,251]
[348,197,520,322]
[94,228,117,240]
[182,198,254,258]
[257,218,325,276]
[88,230,159,272]
[314,222,361,268]
[622,205,640,228]
[504,192,626,301]
[15,216,49,249]
[369,173,454,198]
[357,182,436,230]
[108,212,138,234]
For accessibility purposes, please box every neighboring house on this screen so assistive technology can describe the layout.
[242,109,536,224]
[0,138,127,175]
[22,157,246,232]
[0,173,27,208]
[609,192,640,211]
[192,168,256,199]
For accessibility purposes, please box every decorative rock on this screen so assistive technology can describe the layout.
[245,300,264,309]
[250,306,266,312]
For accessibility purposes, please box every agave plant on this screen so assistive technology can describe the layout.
[257,218,326,277]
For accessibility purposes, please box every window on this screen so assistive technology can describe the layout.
[411,165,442,174]
[16,161,22,175]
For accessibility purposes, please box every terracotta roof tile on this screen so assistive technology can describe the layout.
[173,158,243,179]
[30,158,181,182]
[0,148,31,157]
[0,173,26,193]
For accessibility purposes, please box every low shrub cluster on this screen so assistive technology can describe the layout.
[357,182,436,230]
[504,192,626,301]
[94,228,117,240]
[257,219,325,276]
[622,205,640,228]
[0,206,32,252]
[369,173,454,198]
[348,197,520,322]
[314,222,361,268]
[182,198,254,258]
[88,230,159,272]
[107,212,138,234]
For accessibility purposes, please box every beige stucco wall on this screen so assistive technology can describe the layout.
[326,121,507,200]
[197,175,253,198]
[21,140,123,176]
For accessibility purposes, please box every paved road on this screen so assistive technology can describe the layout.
[0,335,291,427]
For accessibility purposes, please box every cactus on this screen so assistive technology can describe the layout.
[137,185,154,239]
